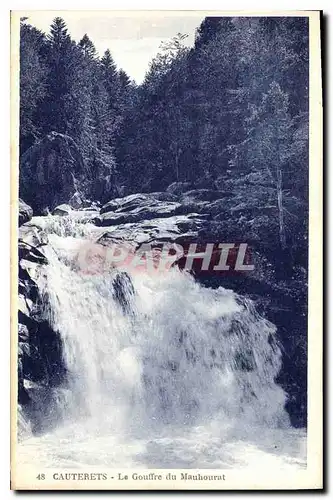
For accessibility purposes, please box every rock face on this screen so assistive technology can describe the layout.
[97,214,206,251]
[19,199,33,226]
[100,193,173,215]
[18,219,65,412]
[19,132,85,214]
[96,193,201,228]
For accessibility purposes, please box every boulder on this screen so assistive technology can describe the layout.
[95,212,137,227]
[100,193,154,215]
[94,202,181,226]
[19,225,48,248]
[18,323,29,342]
[53,204,72,216]
[19,199,33,226]
[112,272,135,315]
[96,200,184,227]
[18,294,30,318]
[19,259,43,286]
[19,132,85,214]
[97,214,206,249]
[18,341,30,358]
[18,241,48,264]
[68,192,83,209]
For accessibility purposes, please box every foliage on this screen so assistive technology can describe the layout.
[19,17,135,202]
[19,15,308,259]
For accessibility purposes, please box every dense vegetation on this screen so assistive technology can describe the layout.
[20,15,308,253]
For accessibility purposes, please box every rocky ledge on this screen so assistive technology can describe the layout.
[18,208,65,428]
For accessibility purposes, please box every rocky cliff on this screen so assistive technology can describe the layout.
[19,132,85,214]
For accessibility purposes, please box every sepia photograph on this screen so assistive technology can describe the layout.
[11,9,323,490]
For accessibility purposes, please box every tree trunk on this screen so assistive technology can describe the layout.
[277,168,287,250]
[175,146,180,181]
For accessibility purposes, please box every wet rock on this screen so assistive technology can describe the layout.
[97,214,206,249]
[112,272,135,315]
[19,225,48,247]
[68,192,83,209]
[19,259,43,283]
[17,216,68,421]
[18,323,29,342]
[18,294,31,318]
[53,204,72,216]
[18,242,48,264]
[18,372,30,406]
[18,223,49,268]
[19,263,40,304]
[96,201,183,227]
[95,212,137,227]
[19,199,33,226]
[18,341,30,358]
[100,193,156,215]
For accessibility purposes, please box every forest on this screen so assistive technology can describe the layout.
[20,18,308,194]
[19,14,309,287]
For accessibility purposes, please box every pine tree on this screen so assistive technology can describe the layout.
[119,69,131,89]
[41,17,78,134]
[48,17,70,47]
[194,17,234,49]
[20,18,47,153]
[101,49,120,108]
[79,34,98,59]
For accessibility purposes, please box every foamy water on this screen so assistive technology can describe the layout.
[17,215,307,469]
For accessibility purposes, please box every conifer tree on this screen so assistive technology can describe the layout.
[101,49,120,108]
[79,34,98,59]
[118,69,131,89]
[41,17,77,134]
[20,19,47,152]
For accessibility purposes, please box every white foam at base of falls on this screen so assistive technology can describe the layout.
[17,215,306,469]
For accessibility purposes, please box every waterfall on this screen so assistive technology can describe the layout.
[17,215,306,469]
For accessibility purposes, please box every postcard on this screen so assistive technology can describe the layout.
[11,10,323,490]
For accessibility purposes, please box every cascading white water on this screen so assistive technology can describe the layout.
[17,215,306,469]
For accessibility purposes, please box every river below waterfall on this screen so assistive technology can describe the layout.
[17,214,307,469]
